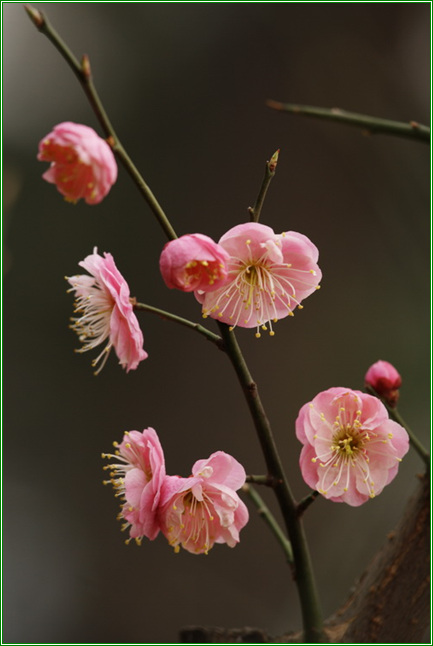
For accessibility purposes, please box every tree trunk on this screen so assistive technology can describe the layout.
[180,474,430,644]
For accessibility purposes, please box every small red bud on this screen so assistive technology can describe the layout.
[365,360,402,407]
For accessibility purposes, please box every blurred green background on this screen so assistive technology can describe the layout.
[3,2,430,643]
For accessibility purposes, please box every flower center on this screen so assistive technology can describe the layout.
[331,426,364,460]
[168,490,215,555]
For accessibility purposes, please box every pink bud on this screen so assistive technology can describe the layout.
[38,122,117,204]
[159,233,230,292]
[365,360,402,407]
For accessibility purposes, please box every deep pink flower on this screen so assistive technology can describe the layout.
[296,387,409,506]
[102,428,166,543]
[195,222,321,336]
[365,360,402,407]
[38,122,117,204]
[159,451,249,554]
[159,234,230,292]
[67,248,147,374]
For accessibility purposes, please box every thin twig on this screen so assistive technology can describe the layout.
[134,302,223,347]
[248,149,280,223]
[267,100,430,144]
[242,483,294,564]
[297,491,320,517]
[246,474,279,487]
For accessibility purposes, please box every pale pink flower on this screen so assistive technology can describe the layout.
[38,122,117,204]
[195,222,321,336]
[102,428,166,543]
[160,234,230,292]
[296,387,409,506]
[159,451,249,554]
[66,248,147,374]
[365,360,402,407]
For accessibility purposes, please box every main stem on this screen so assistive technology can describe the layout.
[218,323,323,643]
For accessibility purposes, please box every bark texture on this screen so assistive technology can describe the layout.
[180,475,430,644]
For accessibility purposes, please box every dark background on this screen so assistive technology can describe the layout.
[3,2,430,644]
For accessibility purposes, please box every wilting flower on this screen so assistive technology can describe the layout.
[160,234,230,292]
[38,122,117,204]
[365,360,402,407]
[66,248,147,374]
[159,451,249,554]
[195,222,321,336]
[102,428,166,543]
[296,387,409,506]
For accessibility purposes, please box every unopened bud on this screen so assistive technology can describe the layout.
[81,54,92,79]
[24,5,44,29]
[365,360,402,407]
[268,149,280,173]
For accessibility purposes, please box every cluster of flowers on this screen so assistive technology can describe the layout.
[40,122,410,548]
[102,428,249,554]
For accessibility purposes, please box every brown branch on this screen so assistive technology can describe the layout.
[327,473,430,643]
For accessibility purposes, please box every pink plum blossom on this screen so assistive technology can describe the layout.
[159,451,249,554]
[296,387,409,506]
[38,122,117,204]
[365,360,402,407]
[160,234,230,292]
[195,222,321,336]
[102,428,166,543]
[67,247,147,374]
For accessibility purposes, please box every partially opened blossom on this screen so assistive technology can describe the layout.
[102,428,166,543]
[365,360,402,407]
[67,248,147,374]
[195,222,321,336]
[160,234,230,292]
[296,387,409,506]
[159,451,249,554]
[38,122,117,204]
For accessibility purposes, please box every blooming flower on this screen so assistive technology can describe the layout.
[195,222,321,336]
[159,451,249,554]
[160,233,230,292]
[102,428,166,544]
[38,122,117,204]
[365,360,402,407]
[296,387,409,506]
[66,248,147,374]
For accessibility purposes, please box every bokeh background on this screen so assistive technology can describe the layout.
[3,2,430,644]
